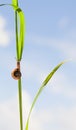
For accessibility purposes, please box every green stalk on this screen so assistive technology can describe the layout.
[15,1,23,130]
[15,16,23,130]
[15,11,19,60]
[18,78,23,130]
[0,1,24,130]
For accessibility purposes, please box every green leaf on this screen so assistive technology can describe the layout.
[14,7,25,61]
[25,61,66,130]
[12,0,18,6]
[0,4,25,61]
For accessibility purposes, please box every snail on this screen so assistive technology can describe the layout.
[11,61,22,80]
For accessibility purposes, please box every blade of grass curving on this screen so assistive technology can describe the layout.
[14,7,25,61]
[12,0,19,59]
[18,9,25,60]
[12,0,18,6]
[0,4,25,61]
[25,61,66,130]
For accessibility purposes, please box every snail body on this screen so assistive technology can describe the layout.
[11,61,22,80]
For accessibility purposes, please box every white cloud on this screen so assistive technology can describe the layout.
[0,91,31,130]
[0,16,11,46]
[0,16,6,29]
[48,106,76,130]
[50,72,76,99]
[0,90,52,130]
[21,60,47,84]
[27,34,76,60]
[0,90,76,130]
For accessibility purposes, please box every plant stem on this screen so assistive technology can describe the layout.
[15,5,23,130]
[18,78,23,130]
[15,11,19,60]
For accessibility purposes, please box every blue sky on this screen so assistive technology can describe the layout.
[0,0,76,130]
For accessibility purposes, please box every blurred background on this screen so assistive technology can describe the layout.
[0,0,76,130]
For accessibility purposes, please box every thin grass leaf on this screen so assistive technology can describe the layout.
[0,4,25,61]
[15,11,19,59]
[12,0,19,59]
[15,7,25,60]
[12,0,18,6]
[12,5,25,61]
[12,5,25,60]
[25,61,66,130]
[18,9,25,60]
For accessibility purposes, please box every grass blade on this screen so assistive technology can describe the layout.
[0,4,25,61]
[15,11,19,59]
[12,0,18,6]
[18,9,25,60]
[25,61,66,130]
[12,0,25,60]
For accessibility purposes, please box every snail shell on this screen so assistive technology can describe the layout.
[11,68,21,80]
